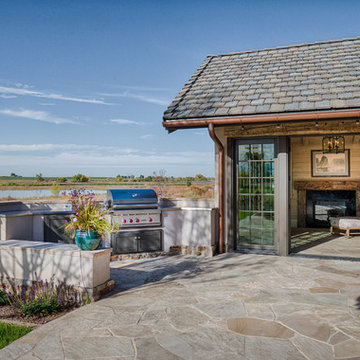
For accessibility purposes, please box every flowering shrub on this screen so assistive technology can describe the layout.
[7,275,82,318]
[63,188,116,238]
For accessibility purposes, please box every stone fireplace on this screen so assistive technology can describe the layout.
[294,181,360,228]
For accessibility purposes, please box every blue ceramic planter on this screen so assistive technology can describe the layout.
[74,230,101,251]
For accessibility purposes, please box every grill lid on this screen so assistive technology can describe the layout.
[106,188,158,209]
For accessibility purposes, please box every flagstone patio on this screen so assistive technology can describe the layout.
[1,252,360,359]
[291,231,360,261]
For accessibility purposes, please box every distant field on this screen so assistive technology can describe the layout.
[0,177,214,201]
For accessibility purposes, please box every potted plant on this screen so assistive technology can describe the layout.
[63,189,117,250]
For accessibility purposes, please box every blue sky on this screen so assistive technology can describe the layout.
[0,0,359,177]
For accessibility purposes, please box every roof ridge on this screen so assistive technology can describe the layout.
[208,35,360,58]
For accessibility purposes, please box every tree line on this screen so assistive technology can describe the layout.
[9,172,213,184]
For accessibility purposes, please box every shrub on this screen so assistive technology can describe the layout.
[35,173,44,182]
[0,290,9,306]
[7,275,82,318]
[56,177,67,183]
[72,173,90,182]
[195,174,207,181]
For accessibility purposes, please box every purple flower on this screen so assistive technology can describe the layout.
[72,218,78,223]
[64,220,67,223]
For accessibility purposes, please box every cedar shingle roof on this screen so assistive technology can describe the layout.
[163,37,360,122]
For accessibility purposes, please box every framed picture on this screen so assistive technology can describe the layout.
[311,150,350,177]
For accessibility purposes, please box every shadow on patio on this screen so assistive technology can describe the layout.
[290,228,360,261]
[106,253,278,296]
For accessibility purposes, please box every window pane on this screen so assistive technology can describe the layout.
[263,178,274,194]
[263,162,274,177]
[250,212,262,227]
[263,229,274,245]
[251,144,262,160]
[250,161,261,177]
[239,213,251,244]
[238,178,249,194]
[263,196,274,211]
[238,145,250,161]
[263,212,274,228]
[238,162,249,177]
[263,144,274,160]
[239,211,251,223]
[251,196,261,211]
[251,228,262,245]
[239,196,249,210]
[251,179,261,194]
[239,228,251,244]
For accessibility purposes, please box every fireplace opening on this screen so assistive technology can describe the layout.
[306,190,356,228]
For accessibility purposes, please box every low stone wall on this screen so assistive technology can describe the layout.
[0,240,113,300]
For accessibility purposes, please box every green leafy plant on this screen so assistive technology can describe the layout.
[0,290,9,306]
[63,188,117,238]
[20,297,58,318]
[7,275,82,318]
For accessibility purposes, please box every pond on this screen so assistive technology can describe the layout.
[0,189,107,199]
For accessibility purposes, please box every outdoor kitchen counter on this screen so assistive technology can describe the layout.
[161,202,218,256]
[0,202,73,242]
[0,210,72,217]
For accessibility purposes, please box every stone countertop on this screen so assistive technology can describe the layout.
[0,240,112,258]
[0,210,73,218]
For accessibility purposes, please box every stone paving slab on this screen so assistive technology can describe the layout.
[1,253,360,359]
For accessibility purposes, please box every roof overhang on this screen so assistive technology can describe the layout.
[163,109,360,132]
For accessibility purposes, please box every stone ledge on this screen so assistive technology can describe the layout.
[169,245,216,257]
[0,240,112,259]
[110,251,167,262]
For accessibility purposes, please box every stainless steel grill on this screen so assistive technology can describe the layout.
[106,189,162,254]
[106,188,158,210]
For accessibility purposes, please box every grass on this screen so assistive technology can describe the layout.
[0,321,33,349]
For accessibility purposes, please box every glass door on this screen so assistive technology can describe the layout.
[236,140,275,249]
